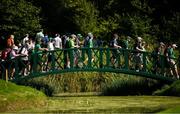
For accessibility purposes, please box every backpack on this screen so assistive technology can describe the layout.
[1,48,12,60]
[18,46,28,55]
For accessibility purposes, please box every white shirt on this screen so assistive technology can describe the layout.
[48,42,54,51]
[22,37,29,45]
[20,47,29,61]
[54,36,62,49]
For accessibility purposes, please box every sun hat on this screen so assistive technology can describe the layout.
[13,46,18,50]
[172,44,178,48]
[88,32,93,38]
[10,35,14,39]
[160,42,165,46]
[71,34,76,38]
[137,37,142,40]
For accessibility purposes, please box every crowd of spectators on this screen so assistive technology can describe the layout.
[0,30,179,80]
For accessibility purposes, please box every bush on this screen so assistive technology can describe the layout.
[17,72,167,96]
[153,80,180,96]
[102,76,164,96]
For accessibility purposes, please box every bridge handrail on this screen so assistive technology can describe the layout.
[0,47,179,82]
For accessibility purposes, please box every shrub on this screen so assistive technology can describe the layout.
[102,76,164,96]
[153,80,180,96]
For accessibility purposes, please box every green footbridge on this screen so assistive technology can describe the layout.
[0,48,179,83]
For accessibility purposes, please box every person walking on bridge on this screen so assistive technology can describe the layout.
[54,33,62,49]
[166,44,179,79]
[35,29,44,43]
[133,37,145,71]
[69,34,80,68]
[110,33,122,68]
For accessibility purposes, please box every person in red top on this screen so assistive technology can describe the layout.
[7,35,14,48]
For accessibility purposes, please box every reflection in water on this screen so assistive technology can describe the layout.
[19,96,180,113]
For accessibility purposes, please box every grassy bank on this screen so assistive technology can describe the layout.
[153,80,180,96]
[18,72,164,96]
[158,106,180,113]
[0,80,47,112]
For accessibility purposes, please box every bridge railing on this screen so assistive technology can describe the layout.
[0,48,179,82]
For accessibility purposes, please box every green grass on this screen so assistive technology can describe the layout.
[158,105,180,113]
[0,79,47,112]
[18,96,180,113]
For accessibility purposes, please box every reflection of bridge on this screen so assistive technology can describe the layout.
[0,48,179,82]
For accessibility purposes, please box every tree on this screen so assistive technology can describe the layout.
[63,0,99,35]
[0,0,41,39]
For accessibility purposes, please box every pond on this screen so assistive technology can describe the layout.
[16,96,180,113]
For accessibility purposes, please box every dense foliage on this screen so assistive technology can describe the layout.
[0,0,41,37]
[0,0,180,46]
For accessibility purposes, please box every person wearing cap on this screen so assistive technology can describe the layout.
[9,45,20,59]
[132,36,145,71]
[68,34,80,68]
[167,43,179,79]
[34,39,48,72]
[152,42,166,74]
[83,32,95,65]
[77,33,83,42]
[8,45,21,79]
[83,32,93,48]
[35,29,44,43]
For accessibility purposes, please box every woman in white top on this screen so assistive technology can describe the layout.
[46,38,55,71]
[19,41,29,76]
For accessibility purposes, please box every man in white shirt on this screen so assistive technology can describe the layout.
[54,34,62,49]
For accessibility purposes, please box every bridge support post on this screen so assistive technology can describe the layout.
[160,55,165,76]
[5,69,8,82]
[142,52,147,72]
[32,52,38,74]
[51,51,55,71]
[106,48,110,68]
[69,49,74,68]
[88,48,92,68]
[14,58,19,78]
[117,48,121,68]
[99,48,103,68]
[124,49,129,70]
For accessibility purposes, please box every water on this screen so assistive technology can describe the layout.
[19,96,180,113]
